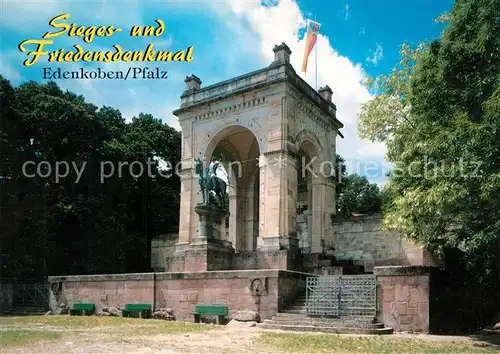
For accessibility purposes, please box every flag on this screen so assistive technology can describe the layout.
[302,20,320,73]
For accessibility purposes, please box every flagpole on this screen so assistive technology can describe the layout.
[314,17,318,90]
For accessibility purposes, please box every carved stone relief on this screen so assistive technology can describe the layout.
[249,277,268,296]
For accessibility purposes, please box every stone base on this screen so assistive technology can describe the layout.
[174,241,190,255]
[184,248,234,272]
[257,235,300,252]
[166,248,304,272]
[195,203,228,239]
[48,269,310,323]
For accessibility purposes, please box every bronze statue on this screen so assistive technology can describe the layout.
[194,157,228,210]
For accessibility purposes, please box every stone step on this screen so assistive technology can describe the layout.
[273,312,375,323]
[292,300,376,307]
[281,308,376,317]
[259,323,394,335]
[266,319,385,329]
[287,305,307,311]
[282,309,307,314]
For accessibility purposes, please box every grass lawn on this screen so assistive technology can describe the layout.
[0,330,61,350]
[0,315,220,351]
[2,316,499,353]
[0,315,219,334]
[260,332,500,353]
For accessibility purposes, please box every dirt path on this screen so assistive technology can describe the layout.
[4,325,268,354]
[4,324,500,354]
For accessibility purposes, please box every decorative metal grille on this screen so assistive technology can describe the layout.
[306,275,377,322]
[12,282,49,307]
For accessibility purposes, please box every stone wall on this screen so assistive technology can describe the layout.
[164,249,302,273]
[151,234,177,271]
[330,215,442,272]
[48,270,311,322]
[152,215,443,272]
[0,282,13,313]
[374,266,435,333]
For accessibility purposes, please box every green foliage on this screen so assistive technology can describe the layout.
[0,77,181,278]
[334,154,382,217]
[336,173,382,217]
[357,0,500,285]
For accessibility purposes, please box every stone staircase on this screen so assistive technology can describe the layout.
[260,294,393,335]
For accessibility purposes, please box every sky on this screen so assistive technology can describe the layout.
[0,0,454,185]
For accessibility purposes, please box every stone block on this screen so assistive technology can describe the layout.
[399,315,417,326]
[381,287,395,302]
[395,284,410,302]
[392,302,407,316]
[407,306,418,316]
[188,291,198,304]
[409,286,424,302]
[417,302,429,316]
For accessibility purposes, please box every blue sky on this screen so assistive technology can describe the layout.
[0,0,454,185]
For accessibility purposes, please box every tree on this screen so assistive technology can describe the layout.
[334,154,382,216]
[357,0,500,284]
[336,174,382,217]
[0,77,181,278]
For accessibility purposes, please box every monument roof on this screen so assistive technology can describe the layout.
[173,43,344,130]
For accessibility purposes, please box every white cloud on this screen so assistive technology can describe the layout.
[1,0,388,183]
[221,0,387,181]
[366,43,384,65]
[345,4,350,20]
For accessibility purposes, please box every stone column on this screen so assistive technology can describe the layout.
[310,176,326,254]
[236,182,248,250]
[245,173,257,250]
[175,167,195,254]
[228,194,237,245]
[307,176,313,250]
[257,150,298,251]
[323,176,336,249]
[281,151,299,250]
[308,158,336,254]
[257,151,279,250]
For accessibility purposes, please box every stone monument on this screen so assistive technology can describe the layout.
[191,158,231,250]
[168,42,343,272]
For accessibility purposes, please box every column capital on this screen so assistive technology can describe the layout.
[263,149,298,158]
[177,168,195,179]
[262,149,300,169]
[311,174,336,187]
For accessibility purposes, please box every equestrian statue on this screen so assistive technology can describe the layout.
[194,157,228,210]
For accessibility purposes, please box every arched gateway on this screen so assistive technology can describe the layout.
[167,43,343,272]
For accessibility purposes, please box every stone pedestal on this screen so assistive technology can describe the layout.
[178,203,235,272]
[192,204,229,244]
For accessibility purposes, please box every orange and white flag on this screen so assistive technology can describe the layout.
[302,20,321,73]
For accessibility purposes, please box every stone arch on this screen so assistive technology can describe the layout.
[295,129,326,253]
[199,121,267,161]
[295,129,325,162]
[197,124,262,252]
